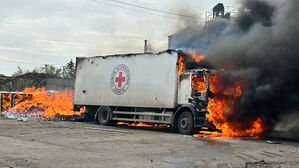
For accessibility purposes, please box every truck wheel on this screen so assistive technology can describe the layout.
[178,111,194,135]
[97,107,113,126]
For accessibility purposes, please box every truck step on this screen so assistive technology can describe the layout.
[113,111,172,117]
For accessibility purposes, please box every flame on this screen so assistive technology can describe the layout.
[6,87,84,120]
[177,56,185,78]
[192,75,206,92]
[1,93,12,111]
[193,73,265,139]
[117,122,169,128]
[177,51,206,79]
[185,50,206,63]
[194,118,264,139]
[177,50,265,139]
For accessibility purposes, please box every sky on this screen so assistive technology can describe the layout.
[0,0,236,76]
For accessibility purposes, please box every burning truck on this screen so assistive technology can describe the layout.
[73,50,214,134]
[1,49,264,138]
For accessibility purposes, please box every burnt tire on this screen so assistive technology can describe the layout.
[178,111,194,135]
[97,107,113,126]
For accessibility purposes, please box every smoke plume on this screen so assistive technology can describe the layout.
[178,0,299,135]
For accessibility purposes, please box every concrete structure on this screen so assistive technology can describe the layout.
[46,78,74,91]
[0,73,74,92]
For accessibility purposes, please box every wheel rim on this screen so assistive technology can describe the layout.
[180,118,189,129]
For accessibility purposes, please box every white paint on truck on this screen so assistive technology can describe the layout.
[73,52,178,108]
[178,73,192,105]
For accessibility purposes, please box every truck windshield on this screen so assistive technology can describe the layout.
[192,74,206,92]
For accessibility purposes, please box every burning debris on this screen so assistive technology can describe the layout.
[1,87,84,121]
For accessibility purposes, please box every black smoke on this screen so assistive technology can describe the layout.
[236,0,274,30]
[178,0,299,136]
[207,0,299,135]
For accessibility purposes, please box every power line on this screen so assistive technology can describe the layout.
[106,0,198,19]
[0,57,63,66]
[91,0,199,21]
[91,0,178,19]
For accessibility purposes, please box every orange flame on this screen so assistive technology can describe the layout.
[8,87,84,119]
[194,73,265,139]
[185,50,206,63]
[177,51,205,78]
[192,75,206,92]
[117,122,169,128]
[177,51,265,139]
[177,56,185,78]
[1,93,12,111]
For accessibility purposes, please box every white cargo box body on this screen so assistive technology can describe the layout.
[73,51,179,108]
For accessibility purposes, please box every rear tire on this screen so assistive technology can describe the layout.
[97,107,114,126]
[178,111,194,135]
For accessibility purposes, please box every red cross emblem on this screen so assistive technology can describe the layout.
[111,64,130,95]
[115,72,126,88]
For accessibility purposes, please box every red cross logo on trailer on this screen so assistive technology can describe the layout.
[115,72,126,88]
[110,64,131,95]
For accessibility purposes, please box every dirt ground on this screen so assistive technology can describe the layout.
[0,117,298,168]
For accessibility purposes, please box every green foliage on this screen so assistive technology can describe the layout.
[12,65,62,77]
[64,59,75,79]
[33,64,62,77]
[6,61,75,91]
[12,66,24,77]
[10,64,62,91]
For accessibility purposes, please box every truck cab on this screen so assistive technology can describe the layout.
[175,68,212,134]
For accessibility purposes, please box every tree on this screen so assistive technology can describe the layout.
[33,64,62,77]
[10,65,62,91]
[63,60,75,79]
[12,66,24,77]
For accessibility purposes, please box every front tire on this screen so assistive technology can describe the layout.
[178,111,194,135]
[97,107,114,126]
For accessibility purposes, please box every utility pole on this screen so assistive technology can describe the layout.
[144,40,148,53]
